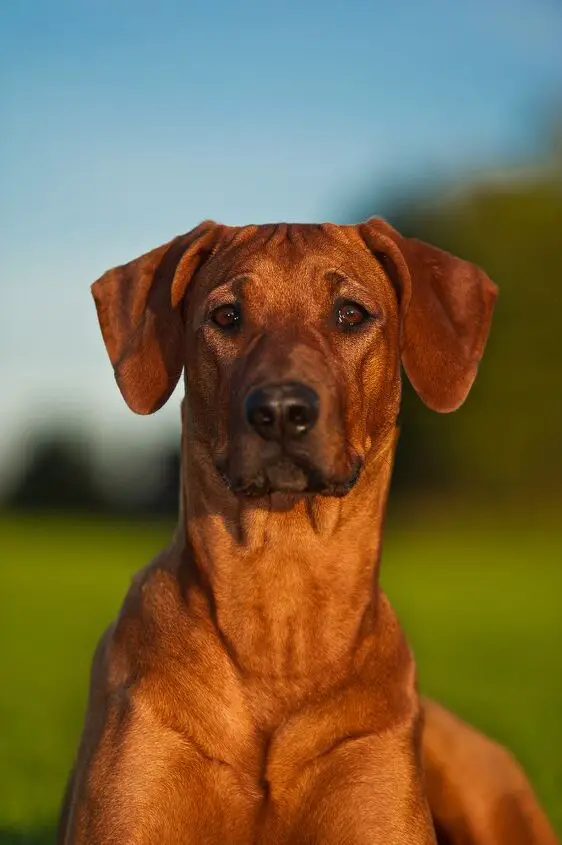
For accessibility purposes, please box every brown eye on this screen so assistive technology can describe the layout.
[211,303,241,331]
[336,300,369,330]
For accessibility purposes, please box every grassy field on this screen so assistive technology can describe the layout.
[1,508,561,843]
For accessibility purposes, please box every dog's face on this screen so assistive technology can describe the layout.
[91,217,497,499]
[183,224,401,497]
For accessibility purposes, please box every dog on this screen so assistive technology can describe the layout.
[58,219,557,844]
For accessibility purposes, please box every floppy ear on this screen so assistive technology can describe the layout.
[91,220,223,415]
[359,217,498,413]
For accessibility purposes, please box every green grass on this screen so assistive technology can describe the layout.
[1,509,561,841]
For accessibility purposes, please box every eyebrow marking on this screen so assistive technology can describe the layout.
[208,275,252,298]
[324,268,370,295]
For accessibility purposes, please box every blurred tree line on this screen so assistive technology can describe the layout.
[3,140,561,515]
[4,429,181,517]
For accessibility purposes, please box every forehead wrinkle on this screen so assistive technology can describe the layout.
[204,224,391,308]
[212,222,341,273]
[208,225,283,278]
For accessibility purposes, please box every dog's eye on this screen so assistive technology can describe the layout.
[210,303,242,331]
[336,301,369,330]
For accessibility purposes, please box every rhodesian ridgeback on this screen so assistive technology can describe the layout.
[58,219,557,844]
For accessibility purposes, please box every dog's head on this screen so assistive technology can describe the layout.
[92,219,497,498]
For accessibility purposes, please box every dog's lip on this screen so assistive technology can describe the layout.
[321,457,362,497]
[263,459,309,492]
[217,455,363,499]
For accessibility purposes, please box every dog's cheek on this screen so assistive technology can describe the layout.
[364,359,401,448]
[185,336,226,444]
[210,345,247,459]
[355,337,401,451]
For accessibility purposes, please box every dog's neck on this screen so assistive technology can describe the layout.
[175,404,398,684]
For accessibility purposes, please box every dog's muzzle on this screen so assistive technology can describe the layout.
[216,380,361,498]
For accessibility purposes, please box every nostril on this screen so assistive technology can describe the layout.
[249,405,275,429]
[245,388,281,441]
[245,382,319,442]
[287,403,313,431]
[283,387,319,437]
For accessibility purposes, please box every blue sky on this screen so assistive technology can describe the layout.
[1,0,562,478]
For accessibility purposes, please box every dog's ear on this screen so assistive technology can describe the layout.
[359,217,498,412]
[91,220,223,415]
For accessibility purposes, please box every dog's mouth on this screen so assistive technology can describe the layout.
[218,456,362,499]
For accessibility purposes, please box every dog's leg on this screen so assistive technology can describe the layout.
[258,727,437,845]
[421,697,558,844]
[58,625,260,845]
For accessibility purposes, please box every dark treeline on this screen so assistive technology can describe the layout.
[5,434,181,517]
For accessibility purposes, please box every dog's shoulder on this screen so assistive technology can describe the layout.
[94,546,187,694]
[85,549,254,760]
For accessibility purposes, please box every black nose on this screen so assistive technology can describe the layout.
[245,382,319,441]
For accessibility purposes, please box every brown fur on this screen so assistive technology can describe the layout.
[59,219,557,844]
